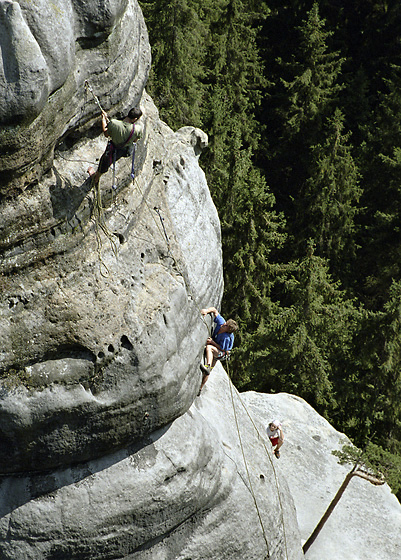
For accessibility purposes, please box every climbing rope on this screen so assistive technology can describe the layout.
[54,149,98,166]
[227,369,271,559]
[154,206,171,252]
[132,174,210,332]
[91,175,119,277]
[81,80,117,276]
[82,81,208,332]
[132,175,174,260]
[224,359,290,560]
[82,84,283,555]
[84,80,107,116]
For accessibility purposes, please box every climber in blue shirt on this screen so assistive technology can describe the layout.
[198,306,238,395]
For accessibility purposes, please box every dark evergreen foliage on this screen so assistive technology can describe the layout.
[140,0,401,498]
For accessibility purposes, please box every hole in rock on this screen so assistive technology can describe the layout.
[121,335,134,351]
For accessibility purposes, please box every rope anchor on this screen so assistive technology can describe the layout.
[154,206,170,249]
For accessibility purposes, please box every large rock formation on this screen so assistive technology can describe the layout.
[0,0,220,474]
[0,1,302,558]
[1,1,400,559]
[0,89,222,474]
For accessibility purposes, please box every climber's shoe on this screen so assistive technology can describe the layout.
[200,363,212,375]
[274,449,280,459]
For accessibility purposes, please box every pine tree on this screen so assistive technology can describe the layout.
[354,64,401,308]
[138,0,401,490]
[281,3,344,138]
[334,281,401,454]
[332,440,401,508]
[378,280,401,453]
[197,0,288,387]
[139,0,208,128]
[246,242,359,415]
[218,143,289,388]
[202,0,267,175]
[262,3,346,239]
[299,108,361,279]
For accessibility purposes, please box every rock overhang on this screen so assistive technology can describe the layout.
[0,0,151,193]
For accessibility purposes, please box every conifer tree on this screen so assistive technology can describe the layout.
[333,442,401,497]
[300,108,361,279]
[262,3,346,244]
[139,0,207,128]
[379,280,401,454]
[334,280,401,453]
[354,65,401,308]
[139,0,401,488]
[245,242,358,415]
[280,3,344,138]
[199,0,287,387]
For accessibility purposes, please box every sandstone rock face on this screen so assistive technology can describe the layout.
[0,366,303,560]
[3,2,398,559]
[243,391,401,560]
[3,5,300,557]
[0,90,223,474]
[0,0,150,192]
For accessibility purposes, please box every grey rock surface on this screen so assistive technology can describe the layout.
[0,91,222,473]
[243,391,401,560]
[0,365,303,560]
[0,0,150,192]
[2,2,398,559]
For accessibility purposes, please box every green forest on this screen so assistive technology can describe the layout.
[139,0,401,495]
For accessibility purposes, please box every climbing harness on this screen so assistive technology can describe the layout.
[131,143,136,180]
[217,351,230,362]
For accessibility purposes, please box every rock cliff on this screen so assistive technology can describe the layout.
[0,1,302,558]
[1,1,400,559]
[243,388,401,560]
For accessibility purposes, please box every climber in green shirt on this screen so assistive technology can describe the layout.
[87,107,144,182]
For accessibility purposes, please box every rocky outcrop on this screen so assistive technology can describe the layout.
[0,3,301,558]
[243,390,401,560]
[0,89,224,474]
[0,366,303,560]
[1,1,400,559]
[0,0,150,193]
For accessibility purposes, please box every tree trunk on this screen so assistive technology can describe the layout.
[303,470,356,554]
